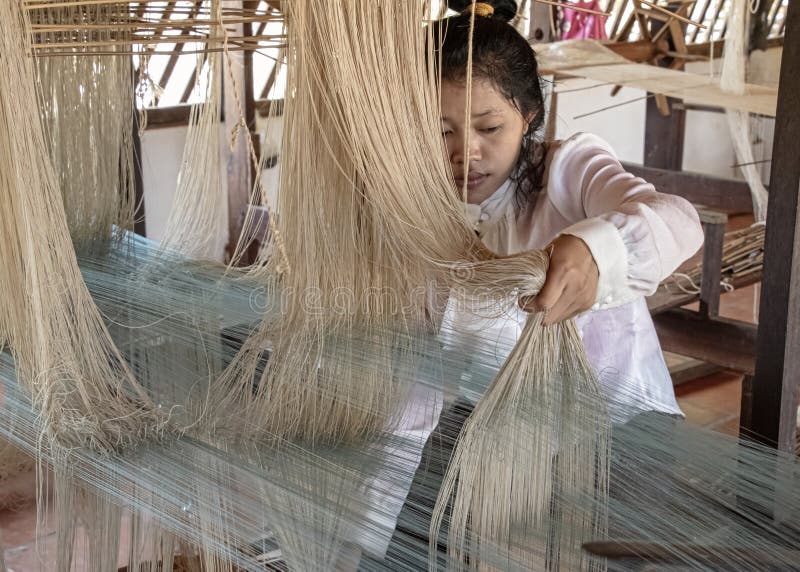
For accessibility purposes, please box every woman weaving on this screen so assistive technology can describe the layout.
[433,0,703,419]
[382,1,704,562]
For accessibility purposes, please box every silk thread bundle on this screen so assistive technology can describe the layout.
[4,1,609,569]
[29,2,137,245]
[198,1,612,567]
[209,0,482,445]
[3,246,800,570]
[0,0,165,452]
[158,0,228,261]
[721,0,768,222]
[0,238,797,570]
[431,252,609,571]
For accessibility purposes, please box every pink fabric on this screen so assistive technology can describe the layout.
[561,0,608,40]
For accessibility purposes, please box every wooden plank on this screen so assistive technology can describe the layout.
[139,105,192,129]
[142,105,193,128]
[154,3,199,105]
[605,38,662,62]
[647,266,761,314]
[708,0,726,41]
[258,57,279,100]
[682,102,724,113]
[653,309,757,374]
[622,163,756,213]
[685,36,784,59]
[255,98,284,117]
[749,0,773,51]
[746,0,800,452]
[609,0,628,39]
[664,352,722,385]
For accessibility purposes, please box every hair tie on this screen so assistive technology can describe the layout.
[463,2,495,17]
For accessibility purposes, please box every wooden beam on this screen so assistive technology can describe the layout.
[647,266,762,315]
[154,2,199,105]
[622,163,756,213]
[750,0,773,52]
[685,36,784,59]
[643,4,687,161]
[258,56,279,100]
[746,0,800,452]
[604,38,663,62]
[609,0,629,39]
[689,0,712,43]
[255,98,284,117]
[768,0,783,36]
[708,0,726,41]
[654,309,757,374]
[142,105,193,128]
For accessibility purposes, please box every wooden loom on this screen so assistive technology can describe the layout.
[4,1,800,572]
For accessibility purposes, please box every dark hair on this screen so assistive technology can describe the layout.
[435,1,547,205]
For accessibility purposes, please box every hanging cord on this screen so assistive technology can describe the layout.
[219,6,290,274]
[461,1,478,204]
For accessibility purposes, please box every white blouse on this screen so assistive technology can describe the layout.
[356,133,703,559]
[442,131,704,421]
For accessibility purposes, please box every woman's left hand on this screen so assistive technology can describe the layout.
[519,235,599,325]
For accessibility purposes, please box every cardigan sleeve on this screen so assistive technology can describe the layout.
[547,133,704,309]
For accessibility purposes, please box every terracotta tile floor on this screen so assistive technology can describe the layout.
[0,225,763,569]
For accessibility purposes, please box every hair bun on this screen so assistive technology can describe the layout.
[446,0,518,23]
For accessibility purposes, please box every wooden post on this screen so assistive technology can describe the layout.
[223,0,252,263]
[132,107,146,237]
[643,2,686,170]
[528,0,552,43]
[243,0,260,186]
[743,0,800,452]
[697,212,727,319]
[749,0,773,53]
[644,97,685,169]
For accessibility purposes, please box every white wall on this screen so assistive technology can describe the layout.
[256,115,283,213]
[141,125,187,242]
[550,76,646,163]
[140,124,229,261]
[548,47,780,187]
[140,47,782,236]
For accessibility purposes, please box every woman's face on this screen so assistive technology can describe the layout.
[440,78,531,204]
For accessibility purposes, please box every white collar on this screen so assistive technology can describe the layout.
[464,177,516,236]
